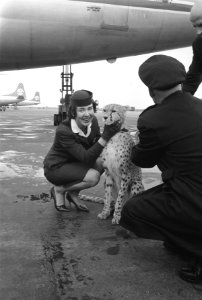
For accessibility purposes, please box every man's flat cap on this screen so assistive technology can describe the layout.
[138,55,186,90]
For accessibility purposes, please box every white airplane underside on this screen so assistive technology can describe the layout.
[0,0,195,71]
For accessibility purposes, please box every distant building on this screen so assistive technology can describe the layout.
[124,106,135,111]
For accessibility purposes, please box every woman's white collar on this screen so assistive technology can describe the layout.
[71,119,92,137]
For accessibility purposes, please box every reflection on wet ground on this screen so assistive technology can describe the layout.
[0,109,161,193]
[0,109,161,183]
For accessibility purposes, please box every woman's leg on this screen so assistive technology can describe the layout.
[66,168,101,191]
[50,186,70,212]
[53,185,66,206]
[45,159,103,209]
[63,168,101,209]
[50,168,102,210]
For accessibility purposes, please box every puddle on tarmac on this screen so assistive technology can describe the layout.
[0,150,44,179]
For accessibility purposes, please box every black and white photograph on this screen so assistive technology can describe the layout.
[1,0,202,299]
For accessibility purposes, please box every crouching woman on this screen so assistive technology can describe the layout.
[43,89,120,212]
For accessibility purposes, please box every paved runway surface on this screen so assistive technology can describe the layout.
[1,108,202,300]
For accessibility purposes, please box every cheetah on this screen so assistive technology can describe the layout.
[98,104,144,225]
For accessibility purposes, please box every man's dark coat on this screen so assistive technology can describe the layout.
[183,35,202,95]
[120,91,202,259]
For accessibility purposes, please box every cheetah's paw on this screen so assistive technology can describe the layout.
[97,211,110,220]
[112,214,121,225]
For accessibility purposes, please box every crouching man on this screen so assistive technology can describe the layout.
[120,54,202,284]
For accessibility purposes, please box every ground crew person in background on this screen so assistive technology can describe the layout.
[120,54,202,284]
[183,0,202,94]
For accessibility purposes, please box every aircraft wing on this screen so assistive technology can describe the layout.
[0,0,195,71]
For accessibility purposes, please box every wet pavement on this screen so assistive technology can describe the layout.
[1,108,202,300]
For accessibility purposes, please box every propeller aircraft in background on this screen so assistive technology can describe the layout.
[15,92,41,106]
[0,84,40,110]
[0,83,26,110]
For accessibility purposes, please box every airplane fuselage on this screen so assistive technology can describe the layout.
[0,96,24,106]
[16,100,39,106]
[0,0,195,71]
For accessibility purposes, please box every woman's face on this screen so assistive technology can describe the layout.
[75,104,94,129]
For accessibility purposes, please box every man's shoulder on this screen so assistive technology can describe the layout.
[183,91,202,104]
[139,104,157,117]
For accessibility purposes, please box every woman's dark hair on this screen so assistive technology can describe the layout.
[67,100,97,119]
[92,99,98,113]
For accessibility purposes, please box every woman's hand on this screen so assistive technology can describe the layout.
[101,121,122,141]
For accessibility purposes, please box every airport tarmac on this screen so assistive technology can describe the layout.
[1,108,202,300]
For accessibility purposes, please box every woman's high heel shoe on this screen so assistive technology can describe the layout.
[50,187,70,212]
[66,193,89,212]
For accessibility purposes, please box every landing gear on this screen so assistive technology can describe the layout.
[53,64,73,126]
[53,113,61,126]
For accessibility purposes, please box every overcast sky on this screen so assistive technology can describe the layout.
[1,46,202,109]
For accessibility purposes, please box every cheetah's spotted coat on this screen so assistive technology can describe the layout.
[98,104,144,224]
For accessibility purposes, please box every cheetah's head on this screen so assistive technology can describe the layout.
[102,104,126,128]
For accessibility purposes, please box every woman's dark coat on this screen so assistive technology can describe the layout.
[120,91,202,259]
[43,116,102,170]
